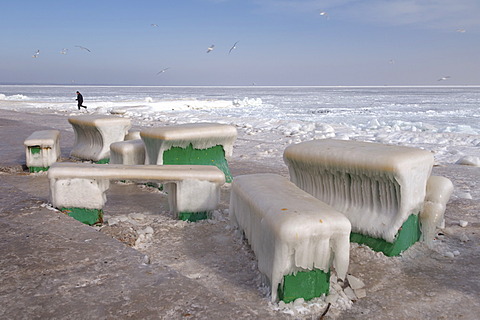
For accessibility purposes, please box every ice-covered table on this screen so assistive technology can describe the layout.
[284,139,435,256]
[140,123,237,182]
[68,115,131,163]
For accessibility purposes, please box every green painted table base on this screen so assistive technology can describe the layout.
[178,211,209,222]
[163,144,232,183]
[278,269,330,303]
[350,214,421,257]
[60,207,104,225]
[29,166,49,173]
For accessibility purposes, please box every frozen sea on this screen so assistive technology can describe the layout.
[1,85,478,166]
[1,85,479,318]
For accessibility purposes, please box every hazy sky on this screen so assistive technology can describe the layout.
[1,0,479,86]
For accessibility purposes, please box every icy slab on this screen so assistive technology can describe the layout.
[48,163,225,218]
[284,139,434,242]
[24,130,61,170]
[68,115,132,161]
[229,173,351,302]
[110,139,146,165]
[140,123,237,165]
[420,175,454,245]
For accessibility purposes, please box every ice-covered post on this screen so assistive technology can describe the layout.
[24,130,61,172]
[284,139,435,256]
[68,115,131,163]
[140,123,237,182]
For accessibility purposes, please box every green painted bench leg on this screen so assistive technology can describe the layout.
[95,158,110,164]
[60,207,104,225]
[350,214,421,257]
[178,211,209,222]
[278,269,330,303]
[163,144,232,183]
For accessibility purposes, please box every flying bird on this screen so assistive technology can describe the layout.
[319,11,329,19]
[151,23,159,27]
[32,49,40,58]
[60,48,68,55]
[75,45,91,52]
[437,76,451,81]
[206,44,215,53]
[156,67,170,75]
[229,41,239,55]
[456,28,466,33]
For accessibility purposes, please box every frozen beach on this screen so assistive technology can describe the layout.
[0,86,479,319]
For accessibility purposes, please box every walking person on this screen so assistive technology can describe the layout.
[76,91,87,110]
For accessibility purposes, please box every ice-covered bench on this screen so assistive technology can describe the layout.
[230,173,351,302]
[48,162,226,225]
[284,139,435,256]
[24,130,61,172]
[110,139,146,165]
[140,123,237,182]
[68,115,132,163]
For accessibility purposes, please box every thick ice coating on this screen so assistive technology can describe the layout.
[284,139,434,242]
[24,130,61,168]
[229,173,351,302]
[110,139,146,165]
[48,163,225,214]
[420,175,454,245]
[140,123,237,165]
[68,115,132,161]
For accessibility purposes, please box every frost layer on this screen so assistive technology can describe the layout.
[420,176,454,245]
[230,174,351,302]
[68,115,132,161]
[284,139,434,242]
[140,123,237,165]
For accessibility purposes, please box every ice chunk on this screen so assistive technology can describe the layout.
[420,176,454,245]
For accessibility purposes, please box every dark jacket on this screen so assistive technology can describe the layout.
[76,93,83,105]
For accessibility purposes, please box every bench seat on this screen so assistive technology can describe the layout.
[24,130,61,172]
[229,173,351,302]
[110,139,146,165]
[48,163,225,224]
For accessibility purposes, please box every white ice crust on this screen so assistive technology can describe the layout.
[48,163,225,215]
[140,123,237,165]
[68,115,132,161]
[24,130,61,168]
[110,139,146,165]
[230,173,351,302]
[420,175,454,245]
[284,139,434,242]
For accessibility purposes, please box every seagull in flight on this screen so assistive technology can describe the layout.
[206,44,215,53]
[60,48,68,55]
[156,67,170,75]
[75,45,91,52]
[32,49,40,58]
[151,23,159,27]
[456,28,466,33]
[437,76,451,81]
[319,11,329,19]
[229,41,239,55]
